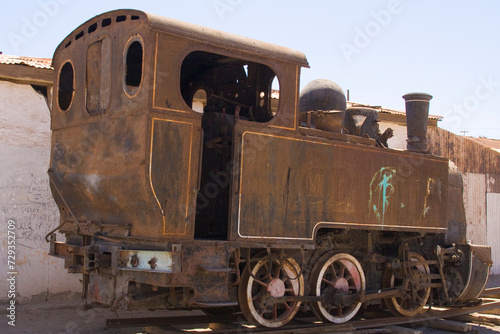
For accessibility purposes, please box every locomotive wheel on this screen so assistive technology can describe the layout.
[383,252,431,317]
[238,255,304,328]
[440,266,465,304]
[310,253,365,323]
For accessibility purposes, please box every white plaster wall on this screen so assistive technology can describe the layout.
[0,81,81,302]
[378,122,407,150]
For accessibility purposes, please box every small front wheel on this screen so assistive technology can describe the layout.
[383,252,431,316]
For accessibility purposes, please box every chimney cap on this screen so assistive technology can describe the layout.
[403,92,433,101]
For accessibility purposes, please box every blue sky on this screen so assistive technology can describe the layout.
[1,0,499,138]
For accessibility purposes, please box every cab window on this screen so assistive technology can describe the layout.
[180,51,279,122]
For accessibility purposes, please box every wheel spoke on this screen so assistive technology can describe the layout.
[322,277,336,287]
[254,279,268,288]
[339,264,345,278]
[251,289,265,302]
[274,263,281,279]
[330,264,338,280]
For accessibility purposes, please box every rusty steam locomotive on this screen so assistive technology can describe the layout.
[47,9,491,328]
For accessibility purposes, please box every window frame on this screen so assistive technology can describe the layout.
[123,34,145,98]
[179,49,281,123]
[57,59,76,113]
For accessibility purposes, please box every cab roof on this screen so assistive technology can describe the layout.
[53,9,309,68]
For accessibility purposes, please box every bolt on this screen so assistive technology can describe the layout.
[130,255,139,267]
[148,257,157,269]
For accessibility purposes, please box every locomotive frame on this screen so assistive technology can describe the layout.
[47,9,491,328]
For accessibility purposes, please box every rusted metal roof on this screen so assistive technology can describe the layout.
[465,137,500,152]
[0,54,52,70]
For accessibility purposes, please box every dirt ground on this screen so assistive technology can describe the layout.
[1,275,500,334]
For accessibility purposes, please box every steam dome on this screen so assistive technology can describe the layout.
[299,79,346,113]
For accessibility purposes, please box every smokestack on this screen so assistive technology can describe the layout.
[403,92,432,153]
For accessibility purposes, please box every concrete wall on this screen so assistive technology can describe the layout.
[0,80,81,302]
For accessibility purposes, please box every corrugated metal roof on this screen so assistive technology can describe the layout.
[0,54,52,70]
[347,101,443,121]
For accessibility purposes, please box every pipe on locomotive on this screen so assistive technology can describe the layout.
[403,92,433,153]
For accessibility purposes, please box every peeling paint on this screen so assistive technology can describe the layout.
[369,167,396,224]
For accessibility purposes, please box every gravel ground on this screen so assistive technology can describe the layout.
[1,275,499,334]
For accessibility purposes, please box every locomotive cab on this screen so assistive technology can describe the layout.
[50,9,307,243]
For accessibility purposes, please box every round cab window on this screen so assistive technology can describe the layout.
[124,39,143,96]
[58,61,74,112]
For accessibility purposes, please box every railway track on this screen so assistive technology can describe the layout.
[105,289,500,333]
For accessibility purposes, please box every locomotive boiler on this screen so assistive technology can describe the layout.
[47,9,492,328]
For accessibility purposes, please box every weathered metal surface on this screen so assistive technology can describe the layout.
[47,9,492,327]
[299,79,346,132]
[445,163,466,245]
[428,127,494,175]
[299,79,346,113]
[235,126,449,240]
[343,107,379,138]
[456,244,491,302]
[117,250,181,273]
[403,93,432,153]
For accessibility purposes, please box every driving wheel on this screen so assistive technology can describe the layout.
[310,252,365,323]
[238,255,304,328]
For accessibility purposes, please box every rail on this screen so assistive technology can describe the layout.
[106,296,500,333]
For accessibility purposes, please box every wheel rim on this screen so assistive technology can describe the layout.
[238,256,304,328]
[383,252,431,316]
[310,253,365,323]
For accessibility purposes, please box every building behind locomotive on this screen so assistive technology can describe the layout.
[48,9,492,328]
